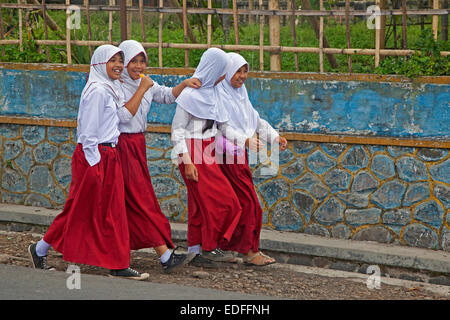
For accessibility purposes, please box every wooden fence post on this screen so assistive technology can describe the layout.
[108,0,114,43]
[65,0,71,63]
[269,0,281,71]
[182,0,188,67]
[319,0,323,72]
[379,0,387,58]
[0,2,4,56]
[345,0,351,72]
[259,0,264,71]
[401,0,407,49]
[18,0,23,52]
[375,0,382,67]
[126,0,132,40]
[443,0,448,41]
[232,0,239,49]
[159,0,164,67]
[289,0,299,71]
[207,0,212,47]
[120,0,127,41]
[84,0,93,57]
[139,0,146,42]
[42,0,50,61]
[433,0,440,40]
[248,0,254,25]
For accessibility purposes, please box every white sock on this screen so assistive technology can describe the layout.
[36,239,51,257]
[187,245,201,255]
[160,249,173,264]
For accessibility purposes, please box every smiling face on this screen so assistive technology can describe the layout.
[230,64,248,89]
[106,53,124,81]
[127,53,147,80]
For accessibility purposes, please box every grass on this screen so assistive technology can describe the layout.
[0,9,448,76]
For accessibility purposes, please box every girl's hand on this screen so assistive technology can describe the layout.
[184,77,202,89]
[139,74,154,91]
[246,137,264,153]
[185,163,198,182]
[276,136,288,151]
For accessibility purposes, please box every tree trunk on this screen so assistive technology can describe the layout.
[167,0,198,43]
[27,0,65,39]
[299,0,338,69]
[442,0,448,41]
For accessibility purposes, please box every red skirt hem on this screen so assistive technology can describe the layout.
[178,138,242,252]
[44,144,130,270]
[218,152,263,254]
[118,132,174,250]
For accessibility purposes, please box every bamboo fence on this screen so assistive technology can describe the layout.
[0,0,448,71]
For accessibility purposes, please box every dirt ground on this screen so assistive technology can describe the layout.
[1,230,448,300]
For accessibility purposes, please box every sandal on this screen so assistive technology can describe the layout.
[243,251,276,266]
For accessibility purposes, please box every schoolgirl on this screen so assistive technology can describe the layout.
[216,52,288,266]
[171,48,257,267]
[117,40,200,272]
[28,45,149,280]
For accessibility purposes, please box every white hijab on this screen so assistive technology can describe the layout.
[217,52,259,137]
[175,48,230,123]
[81,44,124,106]
[118,40,153,106]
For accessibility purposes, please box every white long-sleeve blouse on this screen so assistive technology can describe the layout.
[171,105,247,157]
[76,85,121,166]
[118,82,175,133]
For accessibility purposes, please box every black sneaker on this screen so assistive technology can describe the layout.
[109,268,149,281]
[188,254,218,268]
[202,248,236,262]
[161,247,196,274]
[27,243,55,270]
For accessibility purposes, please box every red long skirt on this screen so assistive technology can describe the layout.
[218,151,263,254]
[44,144,130,270]
[117,132,174,250]
[178,138,242,251]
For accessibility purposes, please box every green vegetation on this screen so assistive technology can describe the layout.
[0,7,448,76]
[375,29,450,77]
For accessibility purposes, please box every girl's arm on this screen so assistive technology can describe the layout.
[171,106,198,181]
[171,78,202,98]
[123,75,153,116]
[257,117,287,151]
[152,78,202,105]
[171,106,190,157]
[78,88,104,166]
[217,122,264,153]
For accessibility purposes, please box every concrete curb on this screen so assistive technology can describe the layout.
[1,203,449,275]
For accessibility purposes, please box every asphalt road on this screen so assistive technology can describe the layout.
[0,264,274,300]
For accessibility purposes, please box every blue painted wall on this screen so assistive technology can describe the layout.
[1,66,449,251]
[1,68,449,138]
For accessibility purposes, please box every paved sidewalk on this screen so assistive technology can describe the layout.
[1,203,449,275]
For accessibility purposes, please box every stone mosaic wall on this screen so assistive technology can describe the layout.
[1,123,449,251]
